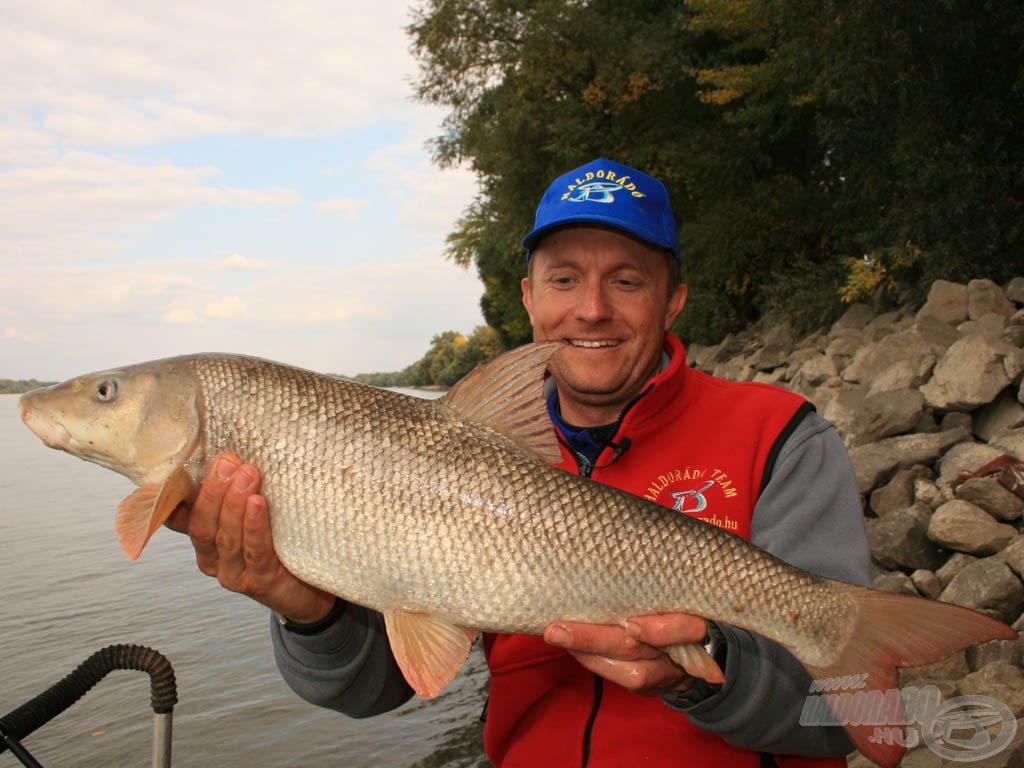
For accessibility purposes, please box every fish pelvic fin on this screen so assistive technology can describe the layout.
[116,466,194,560]
[666,642,725,685]
[803,585,1017,768]
[383,609,478,698]
[441,341,565,465]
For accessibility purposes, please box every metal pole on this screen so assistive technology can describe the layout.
[0,725,45,768]
[152,712,173,768]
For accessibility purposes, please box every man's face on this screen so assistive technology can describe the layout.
[522,227,687,427]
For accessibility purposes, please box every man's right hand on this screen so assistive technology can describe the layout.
[164,451,336,625]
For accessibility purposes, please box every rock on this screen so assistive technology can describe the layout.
[866,354,937,396]
[824,388,926,446]
[873,569,918,594]
[936,443,1008,489]
[958,662,1024,716]
[927,500,1018,555]
[870,466,933,516]
[918,279,969,325]
[790,351,837,388]
[849,426,971,494]
[955,477,1024,522]
[966,634,1022,671]
[824,329,864,372]
[867,504,945,571]
[936,552,978,589]
[899,649,970,686]
[959,311,1010,340]
[1007,277,1024,305]
[969,278,1017,320]
[914,311,963,352]
[920,335,1024,411]
[844,329,940,385]
[940,559,1024,623]
[1005,323,1024,348]
[974,395,1024,442]
[990,428,1024,460]
[996,537,1024,580]
[897,748,942,768]
[831,302,875,332]
[914,477,949,510]
[910,569,942,599]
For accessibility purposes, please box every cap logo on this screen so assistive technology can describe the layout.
[560,169,647,202]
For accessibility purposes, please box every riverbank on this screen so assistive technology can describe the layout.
[688,277,1024,765]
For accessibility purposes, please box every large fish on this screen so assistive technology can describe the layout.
[18,344,1016,767]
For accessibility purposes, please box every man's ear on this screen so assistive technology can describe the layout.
[521,276,535,325]
[665,283,688,330]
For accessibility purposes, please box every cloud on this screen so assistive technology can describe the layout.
[0,0,420,146]
[0,150,301,264]
[162,308,201,325]
[317,198,369,219]
[0,1,488,381]
[205,295,250,319]
[223,253,268,271]
[3,326,46,343]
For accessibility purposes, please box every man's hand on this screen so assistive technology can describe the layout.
[164,452,335,624]
[543,613,710,696]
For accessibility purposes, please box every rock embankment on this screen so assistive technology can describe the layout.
[688,278,1024,766]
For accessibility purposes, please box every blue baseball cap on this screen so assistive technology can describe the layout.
[522,158,680,263]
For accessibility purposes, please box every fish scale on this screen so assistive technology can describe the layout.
[18,343,1017,768]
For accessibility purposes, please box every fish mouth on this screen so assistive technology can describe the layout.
[20,405,72,450]
[567,339,620,349]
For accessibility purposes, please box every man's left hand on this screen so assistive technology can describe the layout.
[543,613,709,696]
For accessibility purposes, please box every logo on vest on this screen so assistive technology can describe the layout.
[643,467,740,532]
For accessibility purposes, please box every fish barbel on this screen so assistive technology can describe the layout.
[18,343,1016,767]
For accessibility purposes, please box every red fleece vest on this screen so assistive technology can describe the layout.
[482,334,845,768]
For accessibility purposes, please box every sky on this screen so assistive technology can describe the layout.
[0,0,490,381]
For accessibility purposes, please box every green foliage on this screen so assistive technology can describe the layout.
[354,326,503,389]
[838,242,922,306]
[817,0,1024,289]
[409,0,1024,349]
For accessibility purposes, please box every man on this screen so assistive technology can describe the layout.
[168,158,870,766]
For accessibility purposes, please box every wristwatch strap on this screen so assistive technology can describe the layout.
[275,597,345,636]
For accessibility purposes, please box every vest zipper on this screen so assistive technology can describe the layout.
[580,675,603,767]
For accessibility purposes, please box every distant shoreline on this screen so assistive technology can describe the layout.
[0,380,55,395]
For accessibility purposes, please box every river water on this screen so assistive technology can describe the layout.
[0,394,489,768]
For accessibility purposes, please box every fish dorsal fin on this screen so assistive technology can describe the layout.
[116,466,195,560]
[440,341,564,464]
[383,609,478,698]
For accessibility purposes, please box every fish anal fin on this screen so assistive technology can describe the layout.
[383,609,477,698]
[804,585,1018,768]
[440,342,564,465]
[116,466,194,560]
[666,642,725,685]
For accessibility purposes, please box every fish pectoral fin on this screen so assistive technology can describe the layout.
[116,467,194,561]
[666,642,725,685]
[383,609,477,698]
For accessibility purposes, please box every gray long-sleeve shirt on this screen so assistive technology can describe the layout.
[271,410,870,756]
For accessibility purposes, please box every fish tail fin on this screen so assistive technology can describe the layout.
[116,467,194,560]
[803,585,1017,768]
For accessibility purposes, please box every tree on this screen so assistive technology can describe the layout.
[815,0,1024,296]
[410,0,1024,347]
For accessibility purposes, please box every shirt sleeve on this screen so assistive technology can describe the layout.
[271,601,413,717]
[671,410,872,756]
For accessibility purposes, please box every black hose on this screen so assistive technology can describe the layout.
[0,644,177,756]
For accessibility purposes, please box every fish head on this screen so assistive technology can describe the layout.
[19,359,201,487]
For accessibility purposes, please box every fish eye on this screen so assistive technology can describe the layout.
[96,379,118,402]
